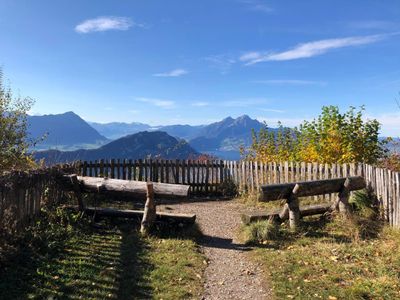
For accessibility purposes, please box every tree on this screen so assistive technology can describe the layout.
[0,69,36,171]
[245,106,385,164]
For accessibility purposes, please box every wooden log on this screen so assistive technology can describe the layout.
[337,177,352,215]
[67,206,196,223]
[141,182,156,235]
[260,176,366,201]
[61,175,190,200]
[288,183,300,230]
[241,203,332,225]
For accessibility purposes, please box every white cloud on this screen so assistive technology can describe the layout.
[240,34,388,65]
[136,97,175,109]
[153,69,188,77]
[254,79,326,86]
[191,101,209,107]
[75,16,136,33]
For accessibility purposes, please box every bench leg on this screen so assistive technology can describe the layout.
[288,196,300,231]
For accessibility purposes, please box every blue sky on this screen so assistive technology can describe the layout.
[1,0,400,135]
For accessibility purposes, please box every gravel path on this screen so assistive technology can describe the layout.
[159,200,272,300]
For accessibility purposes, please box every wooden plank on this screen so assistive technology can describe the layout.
[76,206,196,223]
[127,159,132,180]
[260,176,366,201]
[65,176,191,199]
[241,203,331,224]
[100,160,104,177]
[110,159,115,179]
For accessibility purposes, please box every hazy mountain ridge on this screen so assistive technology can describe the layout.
[34,131,199,164]
[89,121,151,140]
[29,112,270,160]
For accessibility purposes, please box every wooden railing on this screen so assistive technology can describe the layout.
[76,160,400,228]
[1,160,398,230]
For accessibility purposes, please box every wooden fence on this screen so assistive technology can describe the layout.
[0,167,74,235]
[78,159,228,195]
[77,160,400,228]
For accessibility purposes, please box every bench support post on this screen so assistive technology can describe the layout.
[288,184,301,230]
[141,182,156,236]
[338,178,352,216]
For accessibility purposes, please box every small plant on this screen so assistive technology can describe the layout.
[349,188,378,218]
[218,178,238,197]
[241,220,280,244]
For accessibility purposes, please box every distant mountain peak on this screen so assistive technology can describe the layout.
[236,114,251,121]
[222,116,234,121]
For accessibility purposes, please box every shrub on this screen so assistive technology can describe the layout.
[0,69,37,172]
[218,178,238,197]
[241,220,280,244]
[245,106,385,164]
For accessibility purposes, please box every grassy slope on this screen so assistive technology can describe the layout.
[238,192,400,299]
[0,212,205,300]
[246,216,400,299]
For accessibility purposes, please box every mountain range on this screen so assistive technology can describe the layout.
[34,131,198,164]
[29,112,269,161]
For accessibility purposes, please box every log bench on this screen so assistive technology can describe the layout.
[60,174,193,235]
[241,176,366,230]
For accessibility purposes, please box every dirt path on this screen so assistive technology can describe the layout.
[159,200,272,300]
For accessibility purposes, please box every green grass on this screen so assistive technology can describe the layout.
[0,208,205,299]
[245,215,400,299]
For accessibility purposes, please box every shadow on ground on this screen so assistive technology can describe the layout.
[0,218,153,300]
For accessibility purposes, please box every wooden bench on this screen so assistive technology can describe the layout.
[61,174,194,235]
[241,176,366,230]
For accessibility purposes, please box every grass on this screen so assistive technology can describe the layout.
[0,207,205,299]
[243,215,400,299]
[238,189,400,299]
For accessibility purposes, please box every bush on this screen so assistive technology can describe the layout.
[245,106,385,164]
[241,220,280,244]
[0,69,37,171]
[349,188,378,218]
[218,178,238,197]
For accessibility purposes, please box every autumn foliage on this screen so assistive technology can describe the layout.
[245,106,385,164]
[0,70,36,172]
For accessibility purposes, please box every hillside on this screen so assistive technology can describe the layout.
[28,112,108,150]
[34,131,199,164]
